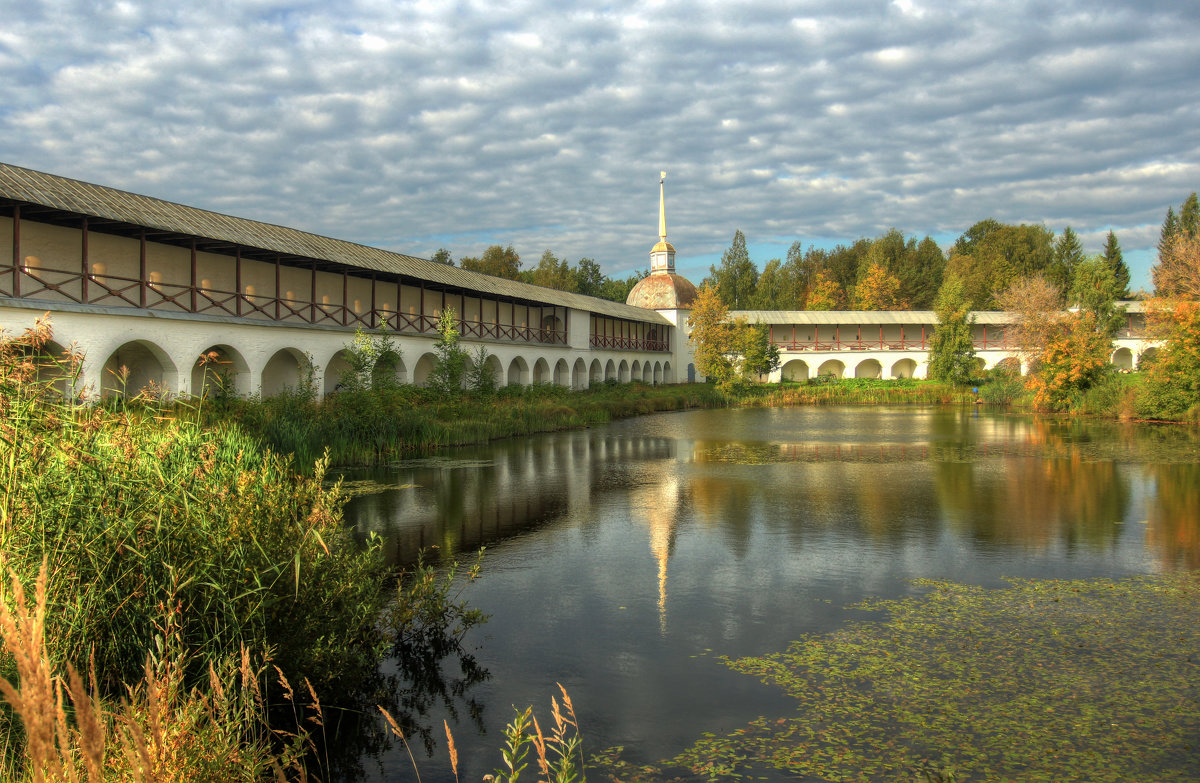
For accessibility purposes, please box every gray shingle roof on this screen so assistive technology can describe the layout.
[0,162,671,325]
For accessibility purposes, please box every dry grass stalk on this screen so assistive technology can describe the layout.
[444,720,459,783]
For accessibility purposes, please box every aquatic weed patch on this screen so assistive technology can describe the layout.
[596,575,1200,782]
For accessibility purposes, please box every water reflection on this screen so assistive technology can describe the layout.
[341,407,1200,782]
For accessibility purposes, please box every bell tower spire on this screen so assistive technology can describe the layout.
[649,171,676,275]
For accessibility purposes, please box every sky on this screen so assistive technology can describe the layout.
[3,0,1198,292]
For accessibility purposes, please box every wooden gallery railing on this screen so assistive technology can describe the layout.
[1,244,568,346]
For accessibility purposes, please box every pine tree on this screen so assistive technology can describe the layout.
[705,230,759,310]
[1101,231,1130,298]
[1048,227,1084,298]
[1180,192,1199,238]
[1158,207,1180,257]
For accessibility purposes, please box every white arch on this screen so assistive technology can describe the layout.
[604,359,616,381]
[261,348,310,398]
[533,357,551,384]
[653,361,662,385]
[1112,346,1134,371]
[324,349,355,395]
[817,359,845,379]
[373,349,407,386]
[572,357,588,390]
[483,354,505,388]
[554,358,570,387]
[589,358,603,384]
[663,361,673,383]
[642,362,653,383]
[101,340,178,400]
[890,358,917,379]
[855,359,882,379]
[630,360,642,382]
[192,344,251,398]
[412,352,437,388]
[1137,347,1158,369]
[507,356,530,386]
[618,359,630,383]
[781,359,809,382]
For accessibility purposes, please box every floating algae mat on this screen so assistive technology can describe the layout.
[596,574,1200,782]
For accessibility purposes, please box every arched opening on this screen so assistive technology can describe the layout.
[890,358,918,379]
[508,356,530,387]
[630,360,642,382]
[533,358,551,384]
[781,359,809,382]
[604,359,617,381]
[412,352,437,388]
[572,358,588,390]
[373,350,407,387]
[687,363,696,383]
[817,359,845,379]
[192,345,250,399]
[994,356,1022,376]
[1137,347,1158,370]
[554,358,570,387]
[663,362,673,383]
[101,341,176,400]
[324,349,355,395]
[855,359,882,379]
[589,359,603,384]
[1112,347,1134,371]
[483,354,505,388]
[643,363,654,383]
[653,362,662,385]
[618,360,630,383]
[261,348,310,398]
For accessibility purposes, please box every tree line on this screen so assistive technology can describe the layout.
[429,245,646,303]
[702,221,1137,312]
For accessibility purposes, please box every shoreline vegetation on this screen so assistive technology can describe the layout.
[2,317,1196,781]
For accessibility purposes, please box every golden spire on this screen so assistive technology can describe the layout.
[658,171,667,242]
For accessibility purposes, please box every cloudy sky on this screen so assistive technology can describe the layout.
[3,0,1198,290]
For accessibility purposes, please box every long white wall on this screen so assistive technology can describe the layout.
[0,300,676,400]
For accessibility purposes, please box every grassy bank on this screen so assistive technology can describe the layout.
[213,380,729,468]
[0,322,487,780]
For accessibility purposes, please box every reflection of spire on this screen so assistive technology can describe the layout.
[632,473,680,635]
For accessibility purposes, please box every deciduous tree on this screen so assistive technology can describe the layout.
[460,244,521,280]
[854,262,904,310]
[928,275,977,386]
[530,250,577,292]
[805,272,843,311]
[947,220,1055,308]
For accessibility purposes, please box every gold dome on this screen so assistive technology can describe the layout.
[651,240,676,254]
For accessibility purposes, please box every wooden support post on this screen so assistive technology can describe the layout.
[190,240,198,312]
[11,205,20,298]
[342,271,349,326]
[274,256,281,320]
[369,272,377,327]
[234,247,241,316]
[310,260,317,323]
[81,217,89,304]
[140,230,147,308]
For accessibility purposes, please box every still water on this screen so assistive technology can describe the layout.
[341,406,1200,781]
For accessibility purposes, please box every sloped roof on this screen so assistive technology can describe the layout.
[0,162,670,325]
[729,309,1015,325]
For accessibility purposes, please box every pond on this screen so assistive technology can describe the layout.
[340,406,1200,782]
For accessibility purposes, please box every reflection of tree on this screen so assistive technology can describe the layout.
[934,451,1128,553]
[1146,462,1200,570]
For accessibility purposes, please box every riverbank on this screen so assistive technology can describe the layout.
[210,377,986,471]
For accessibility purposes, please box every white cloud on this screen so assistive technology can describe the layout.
[0,0,1196,288]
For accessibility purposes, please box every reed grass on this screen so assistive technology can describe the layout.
[0,560,315,783]
[0,320,406,777]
